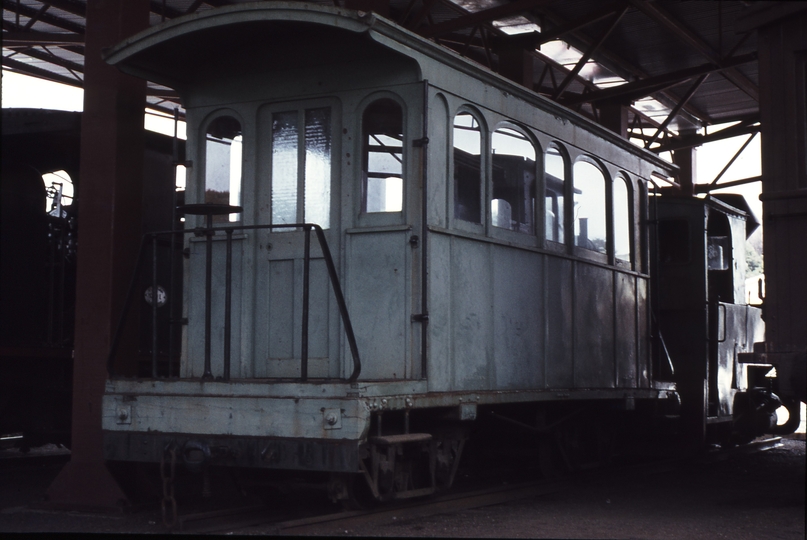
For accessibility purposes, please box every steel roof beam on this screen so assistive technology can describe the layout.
[707,131,758,188]
[553,6,628,100]
[40,0,86,18]
[2,54,81,86]
[23,3,50,31]
[535,1,627,45]
[2,30,84,45]
[184,0,207,15]
[542,13,709,126]
[645,73,708,149]
[628,0,759,101]
[653,120,760,154]
[439,29,678,139]
[563,52,758,107]
[149,0,187,21]
[420,0,556,38]
[1,0,85,34]
[694,175,761,194]
[6,44,84,76]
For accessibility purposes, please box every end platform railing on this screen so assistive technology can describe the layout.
[107,204,361,383]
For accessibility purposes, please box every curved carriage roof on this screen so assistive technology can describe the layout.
[105,2,676,176]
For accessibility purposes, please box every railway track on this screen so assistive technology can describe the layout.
[173,436,785,534]
[177,479,567,534]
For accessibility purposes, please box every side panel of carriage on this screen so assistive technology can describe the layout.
[422,82,656,394]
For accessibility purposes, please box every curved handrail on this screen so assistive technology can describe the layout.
[107,222,361,382]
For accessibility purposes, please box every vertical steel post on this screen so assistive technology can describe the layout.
[47,0,150,510]
[152,234,159,378]
[301,225,311,381]
[223,229,233,381]
[420,80,429,379]
[203,213,214,380]
[168,108,179,378]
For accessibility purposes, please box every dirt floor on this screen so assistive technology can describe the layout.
[0,438,804,538]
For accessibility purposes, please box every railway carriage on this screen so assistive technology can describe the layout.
[100,3,788,504]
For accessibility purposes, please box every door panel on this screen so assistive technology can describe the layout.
[346,230,411,380]
[253,99,340,378]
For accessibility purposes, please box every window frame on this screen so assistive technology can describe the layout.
[613,173,634,269]
[571,155,610,264]
[255,96,341,232]
[544,142,570,252]
[450,106,487,234]
[199,109,245,224]
[357,93,408,227]
[487,122,541,246]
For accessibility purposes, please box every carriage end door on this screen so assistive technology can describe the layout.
[253,99,342,379]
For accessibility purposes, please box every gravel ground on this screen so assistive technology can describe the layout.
[0,438,804,538]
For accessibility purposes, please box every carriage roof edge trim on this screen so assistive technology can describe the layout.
[104,1,676,178]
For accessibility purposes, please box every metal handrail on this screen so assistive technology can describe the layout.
[107,222,361,383]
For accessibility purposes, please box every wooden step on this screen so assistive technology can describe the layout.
[370,433,432,446]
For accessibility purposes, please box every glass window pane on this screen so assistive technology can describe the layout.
[573,160,607,253]
[491,127,535,233]
[368,150,403,174]
[204,116,242,222]
[545,146,565,243]
[304,107,331,229]
[614,177,631,261]
[363,99,403,213]
[454,112,482,223]
[272,110,298,226]
[367,177,403,212]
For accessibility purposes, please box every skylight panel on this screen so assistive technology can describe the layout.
[492,16,540,35]
[540,40,585,66]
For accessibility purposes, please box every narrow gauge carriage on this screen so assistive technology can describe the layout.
[101,3,788,504]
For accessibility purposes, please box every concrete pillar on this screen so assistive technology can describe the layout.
[47,0,150,510]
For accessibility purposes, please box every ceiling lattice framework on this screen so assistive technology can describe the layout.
[3,0,776,153]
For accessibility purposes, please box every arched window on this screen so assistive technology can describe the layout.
[545,145,566,243]
[573,160,606,253]
[453,111,483,223]
[491,126,536,233]
[363,99,403,213]
[204,115,242,222]
[614,176,632,262]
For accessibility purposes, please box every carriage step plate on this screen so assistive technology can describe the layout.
[371,433,432,445]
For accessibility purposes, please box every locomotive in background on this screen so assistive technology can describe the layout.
[0,108,181,448]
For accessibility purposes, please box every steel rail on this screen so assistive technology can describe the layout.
[172,436,788,534]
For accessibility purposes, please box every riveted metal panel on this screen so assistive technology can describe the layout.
[104,431,362,472]
[102,393,370,441]
[346,229,410,380]
[574,262,615,388]
[637,277,650,387]
[427,233,452,390]
[615,272,638,388]
[545,256,573,388]
[491,245,544,390]
[450,237,493,390]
